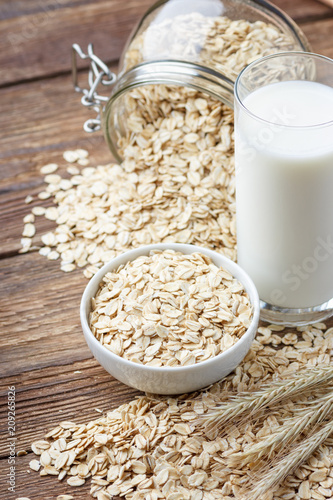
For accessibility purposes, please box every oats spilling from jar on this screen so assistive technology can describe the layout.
[90,250,252,366]
[20,15,296,276]
[21,98,237,277]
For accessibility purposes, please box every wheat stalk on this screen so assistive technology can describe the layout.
[243,419,333,499]
[228,389,333,467]
[203,365,333,434]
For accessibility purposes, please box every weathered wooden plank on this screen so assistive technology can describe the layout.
[316,0,333,9]
[0,358,140,456]
[301,15,333,57]
[0,251,91,376]
[1,0,332,23]
[0,0,153,86]
[276,0,333,20]
[0,70,115,167]
[1,0,331,21]
[0,0,108,20]
[1,0,332,87]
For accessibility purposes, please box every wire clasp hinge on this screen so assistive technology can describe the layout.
[72,43,117,132]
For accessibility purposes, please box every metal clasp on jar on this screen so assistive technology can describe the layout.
[72,43,117,132]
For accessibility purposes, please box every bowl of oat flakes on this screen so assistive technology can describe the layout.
[80,243,260,394]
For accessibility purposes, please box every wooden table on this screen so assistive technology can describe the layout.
[1,1,332,498]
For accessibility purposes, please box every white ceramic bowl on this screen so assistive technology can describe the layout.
[80,243,260,395]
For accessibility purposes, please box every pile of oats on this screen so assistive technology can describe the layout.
[123,13,297,77]
[29,323,333,499]
[90,250,252,366]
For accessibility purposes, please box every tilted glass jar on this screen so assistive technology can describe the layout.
[72,0,310,162]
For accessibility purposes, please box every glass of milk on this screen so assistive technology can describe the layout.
[234,52,333,326]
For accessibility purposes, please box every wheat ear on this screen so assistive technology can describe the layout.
[228,389,333,467]
[243,420,333,499]
[204,365,333,434]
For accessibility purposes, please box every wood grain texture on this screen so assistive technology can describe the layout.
[302,16,333,57]
[0,359,140,455]
[0,0,153,86]
[0,0,331,21]
[1,252,92,377]
[276,0,333,19]
[316,0,333,9]
[1,0,332,87]
[0,71,114,170]
[0,0,111,20]
[0,0,332,21]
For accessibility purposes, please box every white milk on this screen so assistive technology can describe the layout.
[235,81,333,308]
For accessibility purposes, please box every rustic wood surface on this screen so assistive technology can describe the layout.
[1,0,333,499]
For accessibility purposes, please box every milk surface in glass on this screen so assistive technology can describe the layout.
[235,80,333,309]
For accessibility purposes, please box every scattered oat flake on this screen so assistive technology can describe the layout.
[47,250,60,260]
[23,213,35,224]
[38,191,51,200]
[59,179,73,190]
[39,246,51,257]
[76,148,89,158]
[61,263,76,272]
[44,174,61,184]
[45,207,59,220]
[29,459,41,471]
[32,206,46,216]
[67,476,85,486]
[19,238,32,253]
[41,232,56,246]
[24,195,33,204]
[67,165,80,175]
[17,450,28,456]
[40,163,58,174]
[63,150,79,163]
[22,223,36,238]
[77,157,89,166]
[29,314,333,498]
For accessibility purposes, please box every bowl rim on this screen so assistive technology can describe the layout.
[80,243,260,373]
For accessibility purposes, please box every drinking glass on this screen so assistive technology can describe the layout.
[234,52,333,325]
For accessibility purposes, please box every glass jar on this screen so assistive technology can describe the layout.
[72,0,310,162]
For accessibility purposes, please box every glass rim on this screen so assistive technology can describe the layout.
[235,51,333,129]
